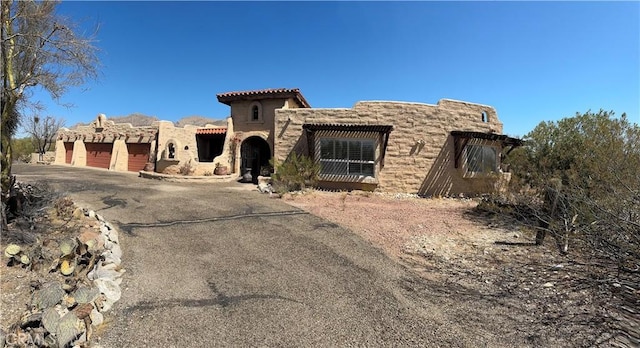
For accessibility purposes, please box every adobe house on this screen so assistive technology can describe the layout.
[217,88,522,196]
[54,114,159,172]
[56,88,522,196]
[154,118,232,175]
[216,88,311,179]
[54,114,231,175]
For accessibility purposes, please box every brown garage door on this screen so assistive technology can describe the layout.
[64,142,74,164]
[85,143,112,169]
[127,143,150,172]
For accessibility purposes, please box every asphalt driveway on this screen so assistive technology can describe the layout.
[13,164,461,347]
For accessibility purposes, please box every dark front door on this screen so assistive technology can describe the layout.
[240,137,271,183]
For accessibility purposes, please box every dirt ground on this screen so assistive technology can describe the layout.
[283,190,628,347]
[2,188,630,347]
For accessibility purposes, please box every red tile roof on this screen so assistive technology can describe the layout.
[196,128,227,135]
[216,88,311,108]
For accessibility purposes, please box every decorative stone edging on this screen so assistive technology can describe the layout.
[86,208,124,316]
[0,208,124,348]
[138,170,237,182]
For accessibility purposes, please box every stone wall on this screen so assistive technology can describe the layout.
[274,99,508,196]
[30,151,56,163]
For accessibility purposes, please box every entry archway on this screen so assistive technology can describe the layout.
[240,136,271,183]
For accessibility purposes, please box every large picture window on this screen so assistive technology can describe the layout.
[464,145,498,174]
[319,138,375,177]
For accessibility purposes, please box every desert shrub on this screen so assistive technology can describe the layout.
[481,110,640,343]
[271,153,320,194]
[53,196,75,218]
[493,110,639,265]
[11,137,36,163]
[178,160,195,176]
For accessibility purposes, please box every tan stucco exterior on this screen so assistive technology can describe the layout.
[228,98,290,155]
[274,99,511,196]
[56,114,233,175]
[154,119,231,175]
[55,114,157,171]
[56,89,520,195]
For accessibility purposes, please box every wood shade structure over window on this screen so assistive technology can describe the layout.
[451,131,524,169]
[302,124,394,167]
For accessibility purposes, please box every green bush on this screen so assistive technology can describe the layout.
[499,110,639,262]
[271,153,320,194]
[11,137,36,162]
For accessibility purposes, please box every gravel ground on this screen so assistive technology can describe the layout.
[284,190,624,347]
[283,190,523,260]
[3,164,629,347]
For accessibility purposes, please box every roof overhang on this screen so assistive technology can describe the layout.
[451,131,524,147]
[216,88,311,108]
[451,130,524,168]
[303,124,393,133]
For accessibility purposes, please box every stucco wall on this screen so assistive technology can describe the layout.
[110,139,128,171]
[55,114,158,171]
[230,98,290,155]
[71,140,87,167]
[155,121,199,173]
[274,99,507,196]
[155,120,232,175]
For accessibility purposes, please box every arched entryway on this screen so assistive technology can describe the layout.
[240,136,271,183]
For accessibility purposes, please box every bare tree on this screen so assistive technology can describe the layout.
[1,0,98,205]
[24,114,65,161]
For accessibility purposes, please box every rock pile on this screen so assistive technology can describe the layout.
[1,209,124,348]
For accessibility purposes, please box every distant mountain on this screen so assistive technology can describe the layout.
[175,116,226,127]
[109,113,159,126]
[69,122,87,129]
[69,114,226,129]
[69,113,158,129]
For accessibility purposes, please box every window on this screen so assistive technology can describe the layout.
[167,143,175,159]
[464,145,498,174]
[319,138,375,177]
[252,105,259,121]
[248,101,262,122]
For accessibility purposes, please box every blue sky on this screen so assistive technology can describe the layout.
[30,1,639,137]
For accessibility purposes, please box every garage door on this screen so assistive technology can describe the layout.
[85,143,112,169]
[64,142,73,164]
[127,143,150,172]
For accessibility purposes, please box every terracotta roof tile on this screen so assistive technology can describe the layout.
[216,88,310,108]
[196,128,227,135]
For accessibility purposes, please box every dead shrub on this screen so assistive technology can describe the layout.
[178,160,195,176]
